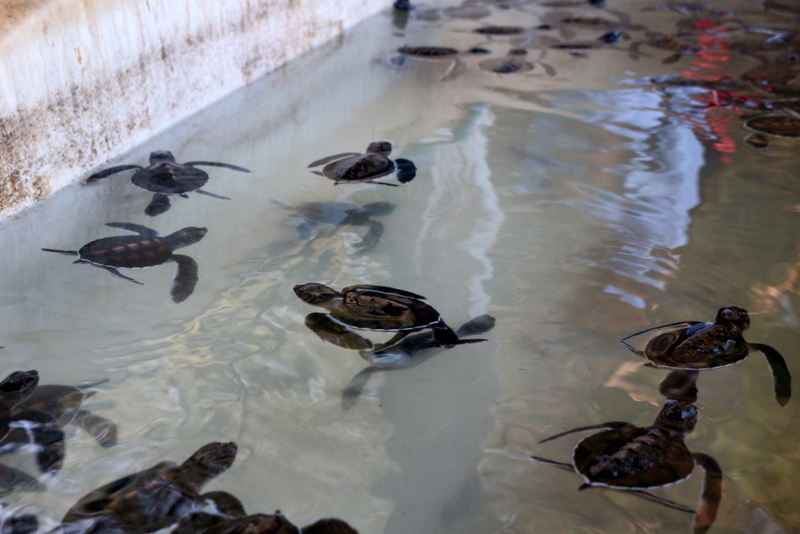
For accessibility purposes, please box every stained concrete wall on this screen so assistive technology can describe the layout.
[0,0,387,219]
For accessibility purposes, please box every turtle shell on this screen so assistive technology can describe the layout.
[473,25,526,35]
[744,115,800,138]
[573,426,695,490]
[640,322,750,369]
[78,235,173,269]
[398,46,460,58]
[321,154,395,183]
[131,162,209,195]
[333,285,442,332]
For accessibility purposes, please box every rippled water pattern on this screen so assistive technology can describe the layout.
[1,0,799,532]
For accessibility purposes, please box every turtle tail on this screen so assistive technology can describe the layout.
[41,248,78,255]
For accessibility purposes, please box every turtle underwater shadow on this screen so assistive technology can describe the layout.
[82,150,250,216]
[620,306,792,406]
[42,223,208,304]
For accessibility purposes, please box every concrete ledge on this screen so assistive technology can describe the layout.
[0,0,386,219]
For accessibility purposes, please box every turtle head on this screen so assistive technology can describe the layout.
[366,141,392,155]
[149,150,177,164]
[180,442,238,487]
[0,370,39,407]
[294,283,341,307]
[165,227,208,249]
[716,306,750,333]
[654,399,698,436]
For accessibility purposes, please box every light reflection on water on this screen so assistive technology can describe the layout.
[0,0,799,532]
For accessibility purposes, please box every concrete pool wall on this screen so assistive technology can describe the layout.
[0,0,387,220]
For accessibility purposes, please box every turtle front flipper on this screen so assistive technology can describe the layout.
[305,313,374,351]
[170,255,199,304]
[104,222,158,237]
[183,161,251,173]
[394,158,417,183]
[0,463,45,492]
[103,267,143,285]
[749,343,792,406]
[83,165,143,183]
[529,455,575,472]
[353,221,384,253]
[73,410,118,447]
[195,189,231,200]
[691,453,722,534]
[432,322,485,347]
[308,153,361,168]
[538,422,634,444]
[627,489,696,514]
[341,367,382,411]
[41,248,79,256]
[198,490,247,517]
[145,194,172,217]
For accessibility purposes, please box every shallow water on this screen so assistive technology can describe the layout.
[1,0,799,532]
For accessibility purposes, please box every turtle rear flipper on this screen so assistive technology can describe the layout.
[691,453,722,534]
[455,315,496,338]
[145,194,172,217]
[74,410,118,447]
[195,190,231,200]
[103,267,143,285]
[627,490,696,514]
[84,165,142,183]
[750,343,792,406]
[341,367,381,411]
[183,161,251,173]
[177,442,237,490]
[170,255,199,304]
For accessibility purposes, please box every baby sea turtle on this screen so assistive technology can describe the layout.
[629,32,700,64]
[274,201,395,253]
[308,142,416,187]
[531,400,722,534]
[293,283,487,353]
[42,223,207,303]
[341,314,495,410]
[56,442,238,534]
[393,46,485,81]
[173,507,358,534]
[743,114,800,148]
[83,151,250,216]
[621,306,792,406]
[479,48,535,74]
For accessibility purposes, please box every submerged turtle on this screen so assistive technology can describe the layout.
[274,201,395,253]
[42,223,207,303]
[531,400,722,534]
[293,283,487,353]
[621,306,792,406]
[56,442,238,534]
[308,142,416,186]
[743,114,800,148]
[340,314,496,410]
[479,48,535,74]
[83,151,250,216]
[0,370,59,491]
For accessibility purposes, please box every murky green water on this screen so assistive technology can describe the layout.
[1,0,799,532]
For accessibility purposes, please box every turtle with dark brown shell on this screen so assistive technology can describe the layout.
[293,283,487,353]
[621,306,792,406]
[55,442,238,534]
[308,142,416,186]
[84,151,250,216]
[42,223,207,303]
[743,114,800,148]
[531,400,722,534]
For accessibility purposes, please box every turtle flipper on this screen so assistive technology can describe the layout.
[353,221,384,253]
[183,161,251,173]
[342,285,427,300]
[529,455,574,472]
[198,491,247,517]
[0,464,45,493]
[538,422,634,444]
[195,189,231,200]
[308,153,360,168]
[170,255,199,304]
[691,453,722,534]
[83,165,142,183]
[26,426,65,472]
[145,194,172,217]
[104,267,144,285]
[750,343,792,406]
[394,158,417,183]
[341,367,381,411]
[73,409,118,447]
[628,489,696,514]
[104,222,158,237]
[620,321,702,352]
[41,248,78,255]
[456,315,496,338]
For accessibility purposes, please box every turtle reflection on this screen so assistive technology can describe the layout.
[307,142,416,187]
[42,223,207,303]
[294,284,488,354]
[340,314,495,410]
[0,370,116,492]
[54,442,238,534]
[274,200,395,253]
[621,306,792,406]
[531,400,722,534]
[83,150,250,216]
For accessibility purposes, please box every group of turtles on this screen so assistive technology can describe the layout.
[532,307,792,533]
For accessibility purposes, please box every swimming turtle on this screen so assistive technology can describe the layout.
[629,32,700,64]
[274,201,395,253]
[173,507,358,534]
[293,283,487,353]
[743,114,800,148]
[340,315,495,410]
[83,151,250,216]
[42,223,207,303]
[56,442,238,534]
[531,400,722,534]
[479,48,535,74]
[392,46,488,81]
[308,142,416,186]
[621,306,792,406]
[0,370,62,491]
